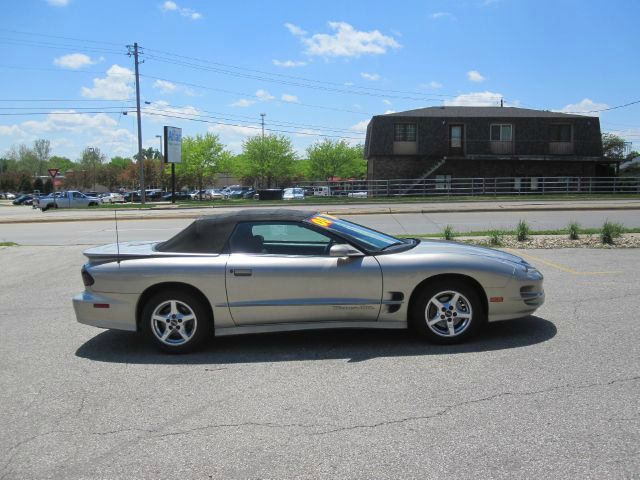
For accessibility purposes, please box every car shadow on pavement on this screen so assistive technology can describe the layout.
[75,315,556,365]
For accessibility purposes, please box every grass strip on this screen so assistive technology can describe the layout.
[398,227,640,239]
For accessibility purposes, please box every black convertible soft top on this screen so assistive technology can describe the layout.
[156,208,318,253]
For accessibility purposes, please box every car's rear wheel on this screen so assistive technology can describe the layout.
[410,281,485,344]
[141,290,212,353]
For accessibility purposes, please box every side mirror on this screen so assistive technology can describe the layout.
[329,244,364,258]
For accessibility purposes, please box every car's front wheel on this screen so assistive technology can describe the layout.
[141,290,212,353]
[410,281,485,344]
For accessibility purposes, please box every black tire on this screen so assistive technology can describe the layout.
[410,280,485,344]
[141,289,213,353]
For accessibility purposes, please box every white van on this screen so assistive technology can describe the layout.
[312,186,331,197]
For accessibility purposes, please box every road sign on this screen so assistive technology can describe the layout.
[163,126,182,164]
[48,168,60,178]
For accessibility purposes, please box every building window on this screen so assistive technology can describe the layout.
[490,124,513,141]
[550,124,572,142]
[450,125,463,148]
[394,123,416,142]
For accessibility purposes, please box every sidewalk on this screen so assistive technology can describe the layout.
[1,198,639,224]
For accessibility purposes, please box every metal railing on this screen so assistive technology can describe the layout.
[294,177,640,198]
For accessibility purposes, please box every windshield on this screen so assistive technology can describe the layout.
[305,214,407,252]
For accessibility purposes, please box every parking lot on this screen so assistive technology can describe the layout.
[1,242,638,479]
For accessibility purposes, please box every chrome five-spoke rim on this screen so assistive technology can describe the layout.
[425,290,473,337]
[151,300,197,346]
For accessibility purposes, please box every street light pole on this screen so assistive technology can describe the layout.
[156,134,164,192]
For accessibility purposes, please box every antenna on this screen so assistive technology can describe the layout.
[114,209,121,265]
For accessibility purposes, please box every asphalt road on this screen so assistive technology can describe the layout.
[1,208,639,245]
[1,244,639,479]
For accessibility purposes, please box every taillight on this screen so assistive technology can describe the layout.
[81,266,95,286]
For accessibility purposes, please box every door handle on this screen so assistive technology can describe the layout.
[233,269,253,277]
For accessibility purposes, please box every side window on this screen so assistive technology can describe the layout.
[73,192,84,199]
[229,222,336,255]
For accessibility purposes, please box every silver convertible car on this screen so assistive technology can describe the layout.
[73,209,544,353]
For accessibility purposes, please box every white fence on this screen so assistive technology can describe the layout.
[295,177,640,197]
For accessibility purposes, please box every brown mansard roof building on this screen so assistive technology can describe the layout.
[364,106,614,180]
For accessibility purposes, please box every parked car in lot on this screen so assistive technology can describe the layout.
[225,186,253,199]
[161,191,192,201]
[12,194,33,205]
[283,187,305,200]
[347,191,368,198]
[2,192,16,199]
[205,189,224,200]
[74,209,545,353]
[100,192,125,204]
[312,186,331,197]
[34,191,102,211]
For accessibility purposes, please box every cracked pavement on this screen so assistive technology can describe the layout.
[1,243,639,479]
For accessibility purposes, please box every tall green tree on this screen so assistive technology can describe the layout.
[48,155,75,173]
[80,147,106,190]
[175,133,228,196]
[602,133,627,160]
[236,135,297,188]
[306,140,366,180]
[110,156,133,169]
[33,139,51,176]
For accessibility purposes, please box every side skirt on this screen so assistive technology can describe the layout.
[214,321,408,337]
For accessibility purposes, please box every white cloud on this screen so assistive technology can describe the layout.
[290,21,401,58]
[256,89,275,101]
[143,100,200,122]
[160,1,202,20]
[46,0,69,6]
[420,81,443,89]
[430,12,456,20]
[81,64,134,100]
[230,99,255,108]
[444,91,504,106]
[281,94,299,103]
[383,99,392,105]
[273,59,307,68]
[284,23,307,37]
[350,120,370,133]
[0,125,26,137]
[384,110,396,114]
[467,70,485,82]
[361,72,380,81]
[53,53,97,69]
[153,79,177,93]
[559,98,609,116]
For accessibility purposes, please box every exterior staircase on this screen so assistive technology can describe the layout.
[401,158,446,195]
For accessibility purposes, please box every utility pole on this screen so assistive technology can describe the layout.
[128,42,146,204]
[260,113,266,138]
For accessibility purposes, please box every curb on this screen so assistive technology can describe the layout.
[1,203,640,224]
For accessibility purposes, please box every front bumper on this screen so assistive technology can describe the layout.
[73,290,139,331]
[487,277,545,322]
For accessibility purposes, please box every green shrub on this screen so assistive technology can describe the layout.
[516,219,530,241]
[442,225,456,240]
[600,220,624,245]
[488,229,504,246]
[568,221,580,240]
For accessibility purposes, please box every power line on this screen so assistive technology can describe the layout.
[141,109,365,141]
[0,28,124,47]
[563,99,640,114]
[144,53,455,103]
[143,101,361,134]
[0,110,135,116]
[140,73,373,116]
[142,45,486,100]
[0,37,124,55]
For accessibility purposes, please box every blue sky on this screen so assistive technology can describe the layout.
[1,0,639,160]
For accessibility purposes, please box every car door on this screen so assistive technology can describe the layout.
[225,221,383,325]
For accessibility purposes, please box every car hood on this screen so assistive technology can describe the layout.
[406,239,529,266]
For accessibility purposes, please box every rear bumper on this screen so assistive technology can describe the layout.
[73,290,138,331]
